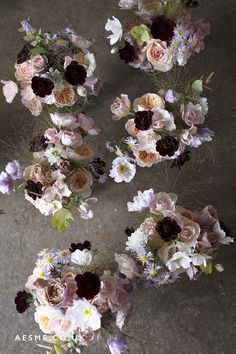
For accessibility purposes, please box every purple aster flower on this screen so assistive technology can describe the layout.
[55,249,71,264]
[165,89,180,103]
[20,20,33,32]
[107,333,128,354]
[143,263,162,282]
[39,252,58,271]
[5,160,24,180]
[192,128,214,148]
[0,171,14,195]
[135,249,154,265]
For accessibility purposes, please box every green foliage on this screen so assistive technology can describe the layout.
[191,79,203,95]
[200,262,213,274]
[52,208,73,232]
[30,46,48,55]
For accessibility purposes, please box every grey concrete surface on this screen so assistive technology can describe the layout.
[0,0,235,353]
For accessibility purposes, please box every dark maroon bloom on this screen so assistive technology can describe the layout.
[15,290,31,313]
[75,272,100,300]
[64,61,87,86]
[70,241,92,253]
[171,150,190,169]
[185,0,199,8]
[118,42,137,64]
[156,217,182,242]
[151,15,175,42]
[134,110,154,131]
[29,135,48,152]
[31,76,54,98]
[25,180,43,200]
[17,45,30,64]
[125,227,135,237]
[156,136,179,157]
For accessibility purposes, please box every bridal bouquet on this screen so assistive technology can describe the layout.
[116,189,233,287]
[105,0,210,73]
[15,241,132,353]
[0,113,106,232]
[1,20,101,116]
[107,75,214,182]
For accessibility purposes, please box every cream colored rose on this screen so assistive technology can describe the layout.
[125,119,140,137]
[15,62,36,81]
[133,93,164,112]
[144,39,173,72]
[34,306,63,334]
[133,149,161,167]
[110,94,131,120]
[67,170,93,198]
[22,97,42,116]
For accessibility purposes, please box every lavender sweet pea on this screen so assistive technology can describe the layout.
[107,333,128,354]
[0,171,14,195]
[5,160,24,180]
[192,128,214,148]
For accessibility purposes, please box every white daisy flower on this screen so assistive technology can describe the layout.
[84,52,96,77]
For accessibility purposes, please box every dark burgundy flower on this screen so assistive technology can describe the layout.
[151,15,175,42]
[125,227,135,236]
[156,136,179,157]
[25,180,43,200]
[31,76,54,98]
[134,110,154,131]
[171,150,191,169]
[15,290,31,313]
[156,217,182,242]
[118,42,137,64]
[219,221,233,238]
[185,0,199,8]
[70,241,92,253]
[29,135,48,152]
[64,61,87,86]
[17,45,30,64]
[75,272,100,300]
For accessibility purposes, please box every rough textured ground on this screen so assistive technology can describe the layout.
[0,0,235,353]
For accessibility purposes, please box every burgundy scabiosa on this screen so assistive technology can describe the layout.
[75,272,100,300]
[16,45,30,64]
[118,42,137,64]
[25,180,43,200]
[171,150,191,169]
[29,135,48,152]
[31,76,54,98]
[156,136,179,157]
[70,240,92,253]
[151,15,175,42]
[156,216,182,242]
[15,290,31,313]
[134,110,154,131]
[64,61,87,86]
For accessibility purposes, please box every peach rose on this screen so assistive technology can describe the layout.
[66,170,93,198]
[133,93,164,112]
[15,61,36,81]
[110,94,131,120]
[125,119,140,137]
[133,149,161,167]
[144,39,173,72]
[54,83,76,107]
[75,144,94,163]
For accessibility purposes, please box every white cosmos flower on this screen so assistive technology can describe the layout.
[84,52,96,77]
[78,197,97,219]
[110,156,136,183]
[105,17,123,45]
[212,221,234,245]
[191,253,211,267]
[70,249,92,266]
[166,252,192,272]
[66,299,101,332]
[127,189,155,212]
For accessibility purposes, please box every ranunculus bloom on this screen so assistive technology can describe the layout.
[133,93,165,112]
[111,94,131,120]
[66,170,93,198]
[115,254,139,279]
[144,39,173,72]
[181,102,205,126]
[1,80,18,103]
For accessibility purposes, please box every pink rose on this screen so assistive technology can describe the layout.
[110,94,131,120]
[50,112,78,128]
[31,55,47,71]
[144,39,173,72]
[59,130,83,147]
[181,102,205,126]
[15,61,36,81]
[22,97,42,116]
[1,80,18,103]
[152,109,176,131]
[115,254,139,279]
[77,114,101,135]
[149,192,177,215]
[125,119,140,137]
[177,215,201,247]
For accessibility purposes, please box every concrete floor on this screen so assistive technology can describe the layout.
[0,0,236,353]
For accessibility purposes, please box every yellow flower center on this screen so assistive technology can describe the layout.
[118,165,128,174]
[45,257,53,265]
[149,269,158,277]
[83,309,93,316]
[140,255,147,263]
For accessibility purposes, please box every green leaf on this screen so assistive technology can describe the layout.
[30,46,47,55]
[52,208,73,232]
[205,72,214,85]
[130,24,150,46]
[191,80,203,95]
